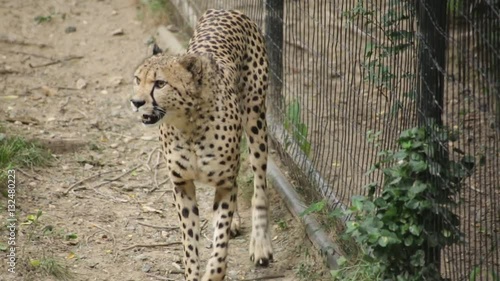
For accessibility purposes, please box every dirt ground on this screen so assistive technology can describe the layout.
[0,0,327,280]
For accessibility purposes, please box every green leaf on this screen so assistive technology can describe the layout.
[287,100,300,125]
[374,197,387,208]
[378,236,390,247]
[405,199,420,210]
[65,233,78,240]
[410,250,425,267]
[0,243,7,251]
[378,230,400,247]
[330,269,340,278]
[351,196,366,211]
[30,259,41,267]
[336,256,348,266]
[469,267,480,281]
[363,200,376,212]
[409,159,427,172]
[409,225,421,236]
[404,236,414,246]
[300,201,326,217]
[409,181,427,196]
[365,42,374,57]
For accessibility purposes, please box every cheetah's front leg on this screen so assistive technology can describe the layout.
[172,181,201,281]
[202,185,237,281]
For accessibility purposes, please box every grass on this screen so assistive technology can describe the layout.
[294,246,324,280]
[28,255,73,281]
[0,126,52,197]
[330,255,384,281]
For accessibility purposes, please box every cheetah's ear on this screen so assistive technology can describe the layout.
[152,44,163,55]
[178,54,204,79]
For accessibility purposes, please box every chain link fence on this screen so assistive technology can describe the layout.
[165,0,499,279]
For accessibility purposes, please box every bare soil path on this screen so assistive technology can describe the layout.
[0,1,324,280]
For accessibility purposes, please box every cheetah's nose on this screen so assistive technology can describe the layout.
[130,99,145,111]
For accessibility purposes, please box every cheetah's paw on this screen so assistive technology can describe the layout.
[249,230,273,267]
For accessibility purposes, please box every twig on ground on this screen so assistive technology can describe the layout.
[137,221,179,231]
[57,86,80,91]
[0,69,19,75]
[85,230,102,246]
[29,55,84,68]
[153,180,172,199]
[145,147,160,171]
[0,34,50,47]
[5,50,53,59]
[105,131,138,140]
[92,224,118,261]
[108,164,142,181]
[64,170,116,195]
[92,164,142,189]
[239,274,286,281]
[121,241,181,251]
[17,168,41,180]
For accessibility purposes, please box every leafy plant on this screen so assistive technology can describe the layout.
[284,100,311,155]
[331,255,384,281]
[30,256,72,280]
[343,0,415,95]
[277,219,288,230]
[334,126,474,280]
[469,266,500,281]
[34,15,53,24]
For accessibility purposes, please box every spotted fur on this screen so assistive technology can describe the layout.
[130,9,273,281]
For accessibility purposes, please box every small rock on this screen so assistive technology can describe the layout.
[134,254,148,261]
[109,76,123,87]
[111,10,118,16]
[110,143,119,148]
[41,85,57,96]
[29,182,36,187]
[65,26,77,33]
[122,185,135,192]
[76,78,87,90]
[84,163,94,170]
[166,24,179,33]
[140,135,156,141]
[100,90,108,95]
[141,263,152,273]
[171,262,182,271]
[111,28,124,36]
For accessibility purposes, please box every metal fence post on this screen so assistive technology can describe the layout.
[417,0,447,126]
[265,0,284,111]
[416,0,448,276]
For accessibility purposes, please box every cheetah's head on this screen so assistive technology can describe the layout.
[130,45,216,126]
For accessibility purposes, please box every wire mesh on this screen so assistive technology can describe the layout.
[167,0,500,279]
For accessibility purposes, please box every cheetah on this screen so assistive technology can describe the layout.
[130,9,273,281]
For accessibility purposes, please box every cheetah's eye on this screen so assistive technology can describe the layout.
[155,80,167,89]
[134,76,141,85]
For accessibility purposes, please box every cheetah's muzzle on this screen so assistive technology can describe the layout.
[141,111,163,125]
